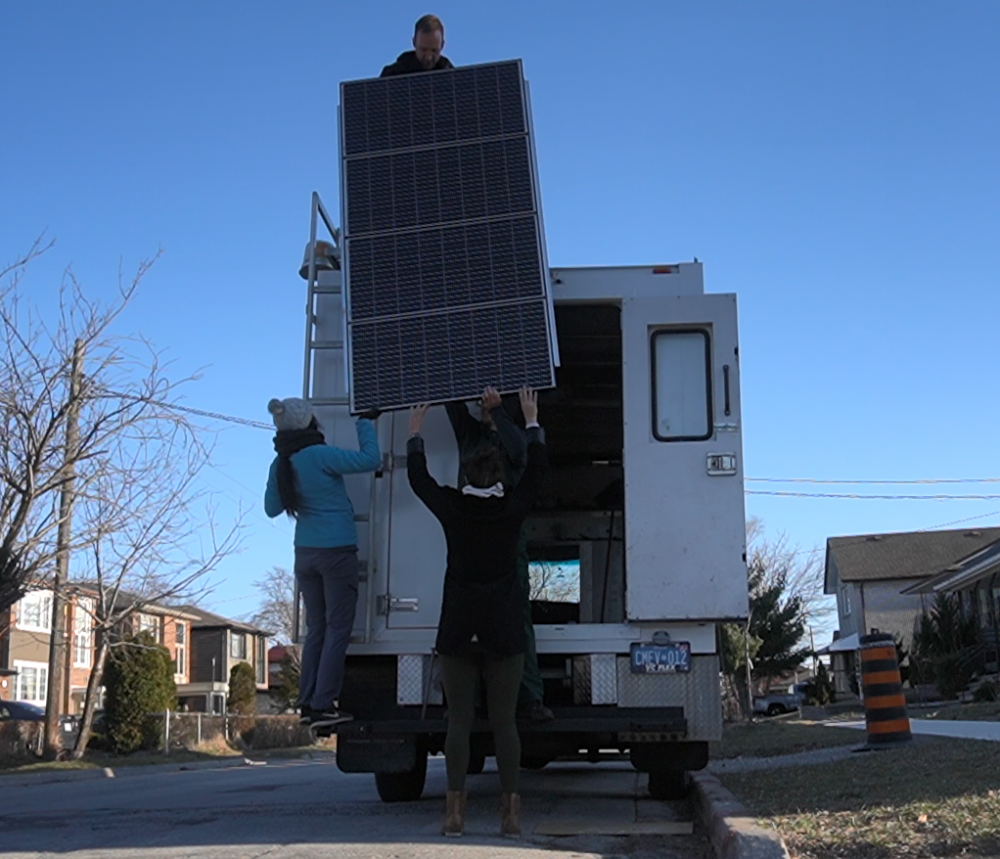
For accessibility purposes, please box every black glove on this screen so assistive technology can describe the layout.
[358,407,381,421]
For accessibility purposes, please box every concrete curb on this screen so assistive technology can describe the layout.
[690,771,791,859]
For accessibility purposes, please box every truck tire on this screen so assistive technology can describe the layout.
[467,751,486,775]
[648,769,689,801]
[521,755,551,770]
[766,704,784,717]
[374,752,428,803]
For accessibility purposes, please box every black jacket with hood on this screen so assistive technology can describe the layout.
[380,51,454,77]
[406,426,547,659]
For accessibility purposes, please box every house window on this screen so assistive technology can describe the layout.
[14,661,49,705]
[138,613,162,642]
[979,587,992,629]
[230,632,247,660]
[16,590,53,634]
[174,623,186,678]
[651,329,713,442]
[255,637,266,684]
[74,598,95,668]
[841,585,852,617]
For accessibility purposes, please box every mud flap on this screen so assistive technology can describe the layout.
[335,730,420,774]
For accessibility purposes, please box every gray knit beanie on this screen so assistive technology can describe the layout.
[267,397,314,432]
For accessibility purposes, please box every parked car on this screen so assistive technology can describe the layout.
[0,701,81,752]
[753,682,810,717]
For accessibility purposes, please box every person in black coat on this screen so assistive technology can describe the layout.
[406,387,547,840]
[380,14,454,77]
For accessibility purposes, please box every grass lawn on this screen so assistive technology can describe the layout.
[712,719,863,760]
[916,701,1000,722]
[719,736,1000,858]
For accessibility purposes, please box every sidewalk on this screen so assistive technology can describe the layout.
[825,718,1000,742]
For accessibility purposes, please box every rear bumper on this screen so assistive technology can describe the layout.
[337,705,687,739]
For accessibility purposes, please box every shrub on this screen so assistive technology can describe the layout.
[0,720,43,763]
[973,680,999,703]
[243,716,314,751]
[228,661,257,741]
[104,631,177,755]
[228,662,257,716]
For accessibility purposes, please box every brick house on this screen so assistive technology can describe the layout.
[173,606,271,714]
[0,585,199,714]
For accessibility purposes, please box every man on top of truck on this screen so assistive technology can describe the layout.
[380,14,454,77]
[444,389,555,723]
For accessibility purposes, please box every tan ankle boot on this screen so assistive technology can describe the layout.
[500,793,522,838]
[442,790,465,837]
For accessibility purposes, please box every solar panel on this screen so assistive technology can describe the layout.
[339,59,556,413]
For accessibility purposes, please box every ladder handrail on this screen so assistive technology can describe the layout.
[293,191,379,649]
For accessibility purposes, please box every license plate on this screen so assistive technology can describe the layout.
[629,642,691,674]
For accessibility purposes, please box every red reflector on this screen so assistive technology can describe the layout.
[652,266,677,274]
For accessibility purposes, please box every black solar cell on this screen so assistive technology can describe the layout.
[339,60,553,411]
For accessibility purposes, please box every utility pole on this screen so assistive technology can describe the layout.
[810,627,817,676]
[743,610,754,722]
[44,338,83,759]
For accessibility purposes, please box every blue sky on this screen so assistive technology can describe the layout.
[2,2,998,638]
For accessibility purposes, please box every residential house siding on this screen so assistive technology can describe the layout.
[190,629,226,683]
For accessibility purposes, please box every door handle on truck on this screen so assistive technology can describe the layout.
[723,364,731,416]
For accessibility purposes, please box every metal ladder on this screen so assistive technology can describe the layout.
[291,191,380,647]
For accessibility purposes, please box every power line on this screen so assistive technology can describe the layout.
[100,394,1000,501]
[748,490,1000,501]
[748,477,1000,485]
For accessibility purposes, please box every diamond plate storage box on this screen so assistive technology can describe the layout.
[396,654,444,706]
[616,655,723,741]
[573,654,618,705]
[338,60,557,412]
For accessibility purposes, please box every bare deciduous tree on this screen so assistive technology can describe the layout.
[248,565,298,646]
[746,515,832,626]
[529,561,579,603]
[1,240,245,757]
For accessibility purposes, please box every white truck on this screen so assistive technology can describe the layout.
[294,194,749,802]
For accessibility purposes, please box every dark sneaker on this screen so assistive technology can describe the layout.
[310,709,354,729]
[519,701,555,723]
[298,706,312,725]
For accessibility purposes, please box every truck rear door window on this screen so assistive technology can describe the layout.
[651,329,712,441]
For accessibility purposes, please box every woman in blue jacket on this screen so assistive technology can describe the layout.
[264,397,381,728]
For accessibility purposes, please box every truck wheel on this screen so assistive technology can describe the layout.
[648,769,689,801]
[374,753,428,803]
[521,755,551,770]
[467,751,486,775]
[766,704,783,717]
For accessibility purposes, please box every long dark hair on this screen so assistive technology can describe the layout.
[462,444,504,489]
[275,416,323,518]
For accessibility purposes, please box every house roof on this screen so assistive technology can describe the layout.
[174,605,272,636]
[901,536,1000,596]
[824,527,1000,593]
[64,583,202,621]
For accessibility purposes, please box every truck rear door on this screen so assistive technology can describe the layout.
[621,293,748,621]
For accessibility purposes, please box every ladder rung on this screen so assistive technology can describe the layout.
[311,340,344,350]
[313,285,342,295]
[354,513,369,523]
[309,397,349,406]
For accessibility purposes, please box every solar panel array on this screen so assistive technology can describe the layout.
[339,60,555,412]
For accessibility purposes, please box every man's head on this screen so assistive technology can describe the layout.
[413,14,445,70]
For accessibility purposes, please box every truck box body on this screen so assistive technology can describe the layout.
[300,234,748,794]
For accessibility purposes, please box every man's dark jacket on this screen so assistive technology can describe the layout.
[380,51,454,77]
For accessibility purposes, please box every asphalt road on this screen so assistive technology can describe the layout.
[1,756,713,859]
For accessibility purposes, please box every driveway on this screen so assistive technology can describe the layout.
[1,756,712,859]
